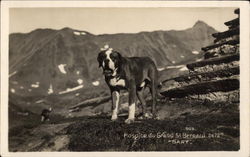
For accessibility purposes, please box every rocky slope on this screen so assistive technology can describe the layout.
[161,9,240,103]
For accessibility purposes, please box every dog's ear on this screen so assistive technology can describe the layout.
[97,52,103,68]
[117,52,122,62]
[115,51,123,68]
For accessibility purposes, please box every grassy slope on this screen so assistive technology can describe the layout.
[9,98,239,151]
[66,99,239,151]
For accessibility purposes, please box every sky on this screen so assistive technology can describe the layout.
[9,7,238,35]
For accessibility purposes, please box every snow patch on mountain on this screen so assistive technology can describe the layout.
[74,32,81,35]
[74,31,86,36]
[9,71,17,78]
[196,58,203,62]
[157,67,165,71]
[58,64,67,74]
[92,81,100,86]
[158,64,186,71]
[48,84,54,94]
[168,65,184,69]
[31,82,40,88]
[59,85,83,94]
[77,79,83,85]
[179,66,188,71]
[192,51,200,54]
[35,100,44,104]
[11,88,15,93]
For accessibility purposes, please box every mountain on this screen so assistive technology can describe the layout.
[9,20,217,97]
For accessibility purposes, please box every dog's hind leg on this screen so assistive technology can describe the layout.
[148,67,158,118]
[149,82,157,117]
[136,88,146,118]
[125,80,136,124]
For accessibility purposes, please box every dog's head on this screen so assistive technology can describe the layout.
[97,45,122,77]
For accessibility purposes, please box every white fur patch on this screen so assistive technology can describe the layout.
[128,103,135,119]
[115,92,119,108]
[111,91,120,120]
[140,81,146,88]
[110,78,125,87]
[105,49,115,70]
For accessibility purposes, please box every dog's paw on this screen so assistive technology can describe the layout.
[125,118,134,124]
[137,116,144,120]
[153,115,160,120]
[136,113,144,120]
[137,113,150,120]
[111,115,118,121]
[144,113,152,119]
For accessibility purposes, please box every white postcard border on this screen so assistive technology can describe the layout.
[1,1,249,157]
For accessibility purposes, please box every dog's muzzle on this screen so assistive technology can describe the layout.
[103,68,113,76]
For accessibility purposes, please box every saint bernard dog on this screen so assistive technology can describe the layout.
[97,45,159,124]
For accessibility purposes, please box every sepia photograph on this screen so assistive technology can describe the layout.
[1,1,249,157]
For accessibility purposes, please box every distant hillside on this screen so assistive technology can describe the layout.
[9,20,217,96]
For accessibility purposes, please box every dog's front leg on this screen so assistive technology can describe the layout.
[111,90,120,121]
[125,80,136,124]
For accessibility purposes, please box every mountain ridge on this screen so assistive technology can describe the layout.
[9,20,217,96]
[10,19,215,36]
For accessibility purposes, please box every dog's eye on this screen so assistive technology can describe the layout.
[110,52,118,59]
[110,55,115,60]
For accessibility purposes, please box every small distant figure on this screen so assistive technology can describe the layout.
[41,107,52,122]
